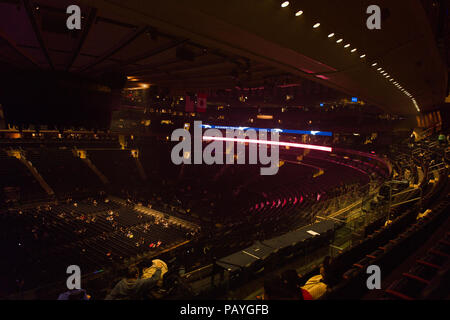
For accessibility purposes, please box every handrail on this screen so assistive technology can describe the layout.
[428,162,446,170]
[315,215,345,223]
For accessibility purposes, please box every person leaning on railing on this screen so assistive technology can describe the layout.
[105,259,168,300]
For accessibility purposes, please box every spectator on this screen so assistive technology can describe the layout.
[105,260,167,300]
[301,257,333,299]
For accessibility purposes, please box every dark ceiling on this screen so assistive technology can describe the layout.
[0,0,448,115]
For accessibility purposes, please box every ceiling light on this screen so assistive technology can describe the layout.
[351,48,357,53]
[313,23,320,28]
[360,54,366,58]
[372,62,378,67]
[377,67,382,71]
[336,38,343,43]
[328,33,335,38]
[344,44,350,48]
[295,10,303,16]
[281,1,289,8]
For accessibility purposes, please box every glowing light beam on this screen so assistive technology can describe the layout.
[202,136,332,152]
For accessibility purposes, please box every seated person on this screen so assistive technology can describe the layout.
[301,256,334,300]
[105,260,167,300]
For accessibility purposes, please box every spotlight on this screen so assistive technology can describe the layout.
[295,10,303,16]
[351,48,357,53]
[336,38,343,43]
[360,54,366,58]
[372,62,378,67]
[281,1,289,7]
[344,44,350,48]
[313,23,320,28]
[328,33,335,38]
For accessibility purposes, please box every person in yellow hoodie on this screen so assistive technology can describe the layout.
[105,259,168,300]
[301,256,334,300]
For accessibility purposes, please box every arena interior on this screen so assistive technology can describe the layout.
[0,0,449,301]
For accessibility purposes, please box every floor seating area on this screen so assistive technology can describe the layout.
[0,198,191,297]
